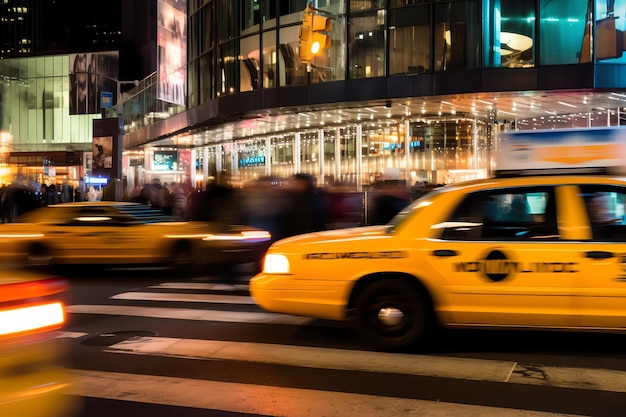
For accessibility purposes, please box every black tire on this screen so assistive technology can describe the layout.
[25,243,53,268]
[170,241,195,277]
[354,278,430,351]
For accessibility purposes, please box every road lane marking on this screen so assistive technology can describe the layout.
[107,336,516,383]
[105,336,626,393]
[111,291,255,304]
[56,331,89,339]
[150,282,250,291]
[67,370,588,417]
[65,304,313,325]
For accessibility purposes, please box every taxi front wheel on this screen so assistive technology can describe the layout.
[355,278,430,351]
[25,243,53,267]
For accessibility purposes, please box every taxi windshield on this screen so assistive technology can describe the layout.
[387,187,448,232]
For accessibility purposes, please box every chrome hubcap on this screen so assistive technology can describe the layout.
[378,307,404,326]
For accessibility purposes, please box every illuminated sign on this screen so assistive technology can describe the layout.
[153,151,177,171]
[157,0,187,106]
[496,126,626,175]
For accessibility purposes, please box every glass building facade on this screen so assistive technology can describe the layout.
[2,1,626,192]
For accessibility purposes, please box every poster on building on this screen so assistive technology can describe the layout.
[153,150,178,171]
[596,0,626,62]
[69,51,120,115]
[157,0,187,106]
[92,136,113,177]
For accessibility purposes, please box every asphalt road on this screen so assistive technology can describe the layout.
[57,266,626,417]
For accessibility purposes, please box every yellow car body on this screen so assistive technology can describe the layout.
[0,202,271,272]
[251,175,626,350]
[0,267,78,417]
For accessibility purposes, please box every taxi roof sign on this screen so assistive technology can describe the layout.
[495,126,626,177]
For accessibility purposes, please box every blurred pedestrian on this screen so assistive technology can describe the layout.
[371,180,410,225]
[240,177,285,240]
[1,176,39,222]
[278,173,326,239]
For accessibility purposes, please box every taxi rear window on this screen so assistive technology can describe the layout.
[579,185,626,241]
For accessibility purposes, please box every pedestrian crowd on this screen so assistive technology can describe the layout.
[0,173,436,239]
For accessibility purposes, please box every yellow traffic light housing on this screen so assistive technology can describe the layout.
[299,7,314,61]
[311,15,331,54]
[298,6,331,62]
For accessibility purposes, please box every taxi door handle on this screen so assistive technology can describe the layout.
[433,249,458,257]
[585,251,614,259]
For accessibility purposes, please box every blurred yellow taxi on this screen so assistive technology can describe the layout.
[0,267,76,417]
[0,202,271,274]
[250,127,626,350]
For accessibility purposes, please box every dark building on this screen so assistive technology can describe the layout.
[0,0,122,59]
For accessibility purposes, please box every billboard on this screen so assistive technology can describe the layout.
[69,51,120,115]
[153,151,178,171]
[92,136,113,177]
[157,0,187,106]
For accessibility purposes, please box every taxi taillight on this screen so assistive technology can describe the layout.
[0,278,68,338]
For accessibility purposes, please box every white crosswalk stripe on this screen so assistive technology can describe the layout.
[63,280,615,416]
[111,291,256,304]
[67,370,588,417]
[66,304,314,324]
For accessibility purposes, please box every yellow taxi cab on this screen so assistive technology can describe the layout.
[250,126,626,350]
[0,266,77,416]
[0,201,271,274]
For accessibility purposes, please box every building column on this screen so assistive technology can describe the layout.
[265,137,271,176]
[202,146,209,186]
[334,129,341,183]
[356,124,363,191]
[294,132,301,173]
[318,129,325,187]
[189,148,196,189]
[230,142,238,180]
[215,144,223,177]
[404,119,410,186]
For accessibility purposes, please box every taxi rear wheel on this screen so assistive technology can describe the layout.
[170,241,195,276]
[355,278,429,351]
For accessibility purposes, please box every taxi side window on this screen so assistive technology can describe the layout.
[440,188,558,241]
[580,186,626,241]
[66,207,116,226]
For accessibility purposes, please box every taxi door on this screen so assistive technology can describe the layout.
[425,186,581,328]
[575,184,626,329]
[47,207,116,263]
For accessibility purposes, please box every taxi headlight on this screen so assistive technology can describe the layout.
[263,254,290,274]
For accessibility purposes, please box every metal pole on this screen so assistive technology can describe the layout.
[115,82,123,201]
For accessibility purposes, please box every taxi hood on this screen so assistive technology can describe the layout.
[272,225,390,247]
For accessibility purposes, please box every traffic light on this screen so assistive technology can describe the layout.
[298,8,313,62]
[310,14,331,55]
[298,6,331,62]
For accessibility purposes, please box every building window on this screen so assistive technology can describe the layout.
[262,31,277,88]
[217,41,237,96]
[240,35,261,91]
[539,0,589,65]
[350,0,385,12]
[389,4,430,75]
[483,0,535,68]
[217,0,238,43]
[199,52,214,103]
[433,0,480,72]
[594,0,626,63]
[242,0,262,32]
[349,11,386,79]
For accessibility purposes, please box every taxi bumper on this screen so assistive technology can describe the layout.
[249,273,351,321]
[0,339,78,417]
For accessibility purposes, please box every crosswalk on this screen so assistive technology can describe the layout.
[60,278,624,417]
